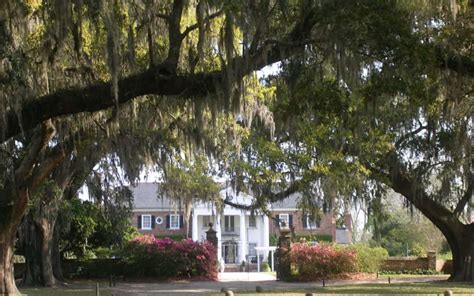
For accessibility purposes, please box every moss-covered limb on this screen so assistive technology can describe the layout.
[1,0,322,144]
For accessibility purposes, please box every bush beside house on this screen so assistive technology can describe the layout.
[290,242,389,280]
[351,243,388,273]
[290,243,358,280]
[122,235,218,279]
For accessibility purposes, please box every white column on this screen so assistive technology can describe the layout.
[239,211,247,263]
[216,213,222,263]
[263,215,270,261]
[192,212,199,241]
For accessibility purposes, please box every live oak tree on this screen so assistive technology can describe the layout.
[0,0,473,293]
[232,1,473,282]
[16,129,111,287]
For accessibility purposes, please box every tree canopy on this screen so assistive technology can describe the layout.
[0,0,473,293]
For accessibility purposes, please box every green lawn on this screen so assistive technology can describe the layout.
[19,279,474,295]
[378,274,449,279]
[21,281,114,296]
[212,282,474,295]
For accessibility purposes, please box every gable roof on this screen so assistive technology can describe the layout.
[270,192,301,209]
[130,183,181,210]
[130,183,308,210]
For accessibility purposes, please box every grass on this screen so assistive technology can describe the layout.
[18,277,474,296]
[378,274,448,278]
[315,282,474,295]
[211,282,474,295]
[21,287,114,296]
[20,281,114,296]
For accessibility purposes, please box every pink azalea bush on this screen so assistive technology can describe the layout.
[290,242,357,280]
[123,235,217,279]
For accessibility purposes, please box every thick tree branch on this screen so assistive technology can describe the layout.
[156,13,170,20]
[454,174,473,216]
[2,6,320,144]
[181,9,224,38]
[29,147,65,190]
[366,153,465,237]
[14,121,56,182]
[164,0,186,69]
[395,123,428,148]
[435,45,474,78]
[222,180,302,211]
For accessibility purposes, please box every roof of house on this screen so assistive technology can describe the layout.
[130,183,182,210]
[130,183,304,210]
[270,192,301,209]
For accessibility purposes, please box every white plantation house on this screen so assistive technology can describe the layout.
[192,189,271,265]
[130,183,352,268]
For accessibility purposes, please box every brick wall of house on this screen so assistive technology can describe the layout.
[269,210,336,241]
[131,211,189,237]
[132,210,337,241]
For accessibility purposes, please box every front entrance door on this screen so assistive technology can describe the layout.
[222,241,238,264]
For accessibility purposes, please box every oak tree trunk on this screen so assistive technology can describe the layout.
[20,214,42,286]
[0,189,28,295]
[38,218,55,287]
[20,204,60,287]
[0,229,20,295]
[52,225,64,282]
[449,225,474,282]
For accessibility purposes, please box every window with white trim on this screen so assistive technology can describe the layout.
[224,215,235,232]
[279,213,289,227]
[248,243,257,257]
[142,215,152,230]
[202,216,211,228]
[305,215,320,229]
[170,214,180,229]
[248,215,256,228]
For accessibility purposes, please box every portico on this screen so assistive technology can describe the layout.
[192,189,270,266]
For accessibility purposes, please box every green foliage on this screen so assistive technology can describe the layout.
[260,262,271,272]
[380,269,441,275]
[92,247,117,259]
[60,199,99,258]
[270,234,278,246]
[64,258,125,278]
[1,0,472,286]
[411,243,426,257]
[351,244,388,273]
[159,156,221,209]
[368,203,446,257]
[155,234,185,241]
[59,185,133,259]
[293,234,333,243]
[270,234,333,246]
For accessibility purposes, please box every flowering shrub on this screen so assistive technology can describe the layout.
[290,242,357,280]
[123,235,217,279]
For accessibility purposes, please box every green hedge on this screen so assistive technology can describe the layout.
[155,234,186,241]
[270,234,333,246]
[350,243,388,273]
[63,259,125,278]
[380,268,441,275]
[293,234,333,243]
